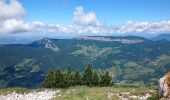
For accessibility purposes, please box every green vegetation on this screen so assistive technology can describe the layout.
[52,86,157,100]
[0,37,170,88]
[0,87,31,95]
[0,86,157,100]
[43,64,112,88]
[70,45,113,61]
[147,93,161,100]
[15,58,40,78]
[0,58,44,88]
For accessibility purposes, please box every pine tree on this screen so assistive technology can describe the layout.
[42,70,54,88]
[43,64,113,88]
[92,71,99,86]
[66,64,72,75]
[100,71,112,86]
[83,64,93,86]
[63,65,74,87]
[105,71,112,86]
[73,70,82,86]
[54,68,63,88]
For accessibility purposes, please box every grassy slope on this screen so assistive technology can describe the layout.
[0,86,157,100]
[52,86,157,100]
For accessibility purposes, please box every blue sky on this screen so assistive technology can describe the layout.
[21,0,170,24]
[0,0,170,37]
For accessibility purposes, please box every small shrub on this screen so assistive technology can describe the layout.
[147,93,161,100]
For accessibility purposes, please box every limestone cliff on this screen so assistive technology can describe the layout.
[159,72,170,99]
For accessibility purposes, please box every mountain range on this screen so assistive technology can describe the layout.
[151,33,170,41]
[1,33,170,45]
[0,35,170,88]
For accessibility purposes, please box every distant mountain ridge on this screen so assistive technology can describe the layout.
[151,33,170,41]
[75,36,147,43]
[1,34,170,45]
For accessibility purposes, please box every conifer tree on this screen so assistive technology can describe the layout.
[83,64,93,86]
[73,70,82,85]
[54,68,63,88]
[92,71,99,86]
[63,65,73,87]
[42,70,54,88]
[43,64,113,88]
[100,71,112,86]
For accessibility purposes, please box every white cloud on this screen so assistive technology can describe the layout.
[30,23,77,34]
[0,0,27,34]
[0,1,170,36]
[0,19,32,34]
[1,19,170,35]
[115,21,170,34]
[0,0,26,20]
[0,19,77,34]
[73,6,101,26]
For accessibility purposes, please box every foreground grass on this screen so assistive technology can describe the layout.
[0,85,157,100]
[0,87,31,95]
[52,86,157,100]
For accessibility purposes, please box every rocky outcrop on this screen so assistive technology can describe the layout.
[107,92,151,100]
[31,38,59,52]
[75,36,144,44]
[159,72,170,99]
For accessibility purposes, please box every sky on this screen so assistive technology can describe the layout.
[0,0,170,38]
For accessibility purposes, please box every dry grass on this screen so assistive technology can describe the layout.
[52,86,156,100]
[0,86,157,100]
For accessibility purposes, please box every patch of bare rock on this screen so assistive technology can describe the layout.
[107,92,151,100]
[0,89,60,100]
[159,72,170,100]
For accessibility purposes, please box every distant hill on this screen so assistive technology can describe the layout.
[0,36,43,44]
[151,34,170,41]
[0,36,170,88]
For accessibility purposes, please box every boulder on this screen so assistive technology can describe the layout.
[159,72,170,99]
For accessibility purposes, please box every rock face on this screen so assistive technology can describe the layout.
[159,72,170,99]
[31,38,59,52]
[75,36,144,44]
[39,38,59,52]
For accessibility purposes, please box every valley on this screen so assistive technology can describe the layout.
[0,36,170,88]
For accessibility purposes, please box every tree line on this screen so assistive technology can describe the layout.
[42,64,112,88]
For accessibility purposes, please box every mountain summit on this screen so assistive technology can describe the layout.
[30,38,59,52]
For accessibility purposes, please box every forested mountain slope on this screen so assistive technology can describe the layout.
[0,36,170,88]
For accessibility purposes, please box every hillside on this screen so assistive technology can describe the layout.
[151,33,170,41]
[0,36,170,88]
